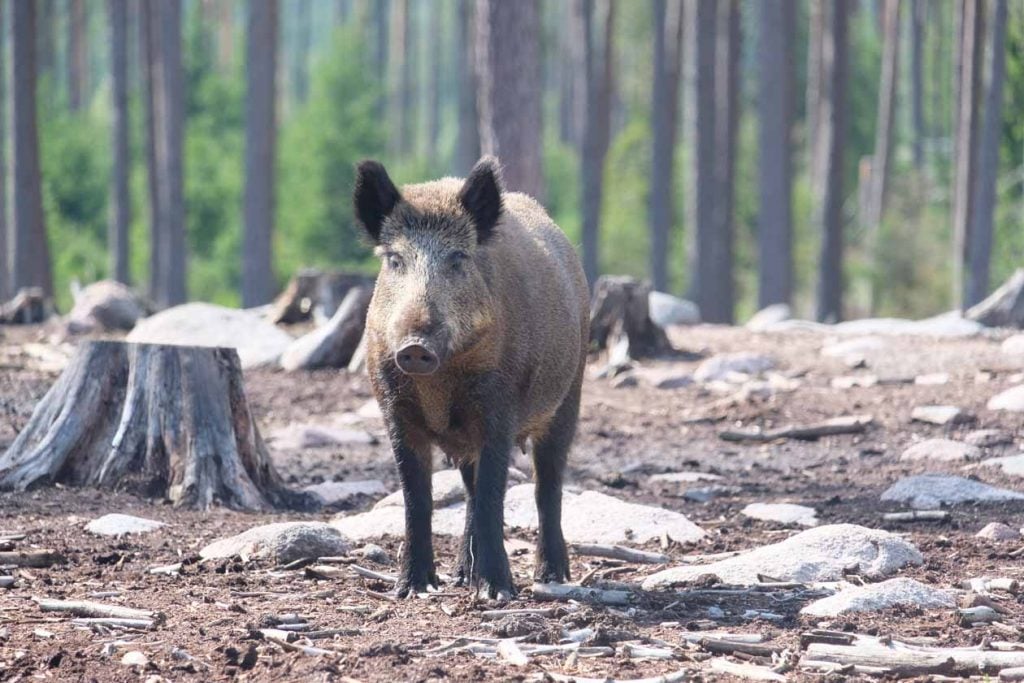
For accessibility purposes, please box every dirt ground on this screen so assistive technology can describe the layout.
[1,323,1023,682]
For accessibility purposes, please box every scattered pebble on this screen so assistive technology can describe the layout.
[740,503,819,527]
[987,385,1024,412]
[881,474,1024,509]
[899,439,981,463]
[911,405,970,426]
[975,522,1022,542]
[85,514,166,537]
[800,578,955,617]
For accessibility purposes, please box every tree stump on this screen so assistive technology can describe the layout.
[0,341,317,511]
[0,287,52,324]
[267,270,374,324]
[589,276,673,360]
[966,268,1024,328]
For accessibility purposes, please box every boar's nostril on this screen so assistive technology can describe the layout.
[395,344,440,375]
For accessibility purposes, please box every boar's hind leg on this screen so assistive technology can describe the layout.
[454,461,477,586]
[391,425,438,597]
[531,381,580,583]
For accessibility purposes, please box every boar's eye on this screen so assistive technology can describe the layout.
[448,251,468,273]
[384,252,405,272]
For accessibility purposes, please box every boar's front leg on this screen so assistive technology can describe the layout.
[454,460,477,586]
[389,422,438,597]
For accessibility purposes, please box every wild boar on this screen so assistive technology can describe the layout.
[353,156,589,600]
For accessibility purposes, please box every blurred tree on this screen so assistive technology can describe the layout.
[910,0,924,169]
[951,0,984,310]
[373,0,390,119]
[757,0,794,308]
[967,0,1008,307]
[815,0,848,322]
[648,0,683,293]
[243,0,277,307]
[11,0,53,296]
[390,0,413,156]
[215,0,235,73]
[864,0,900,313]
[140,0,162,298]
[426,2,442,166]
[36,0,56,94]
[335,0,352,25]
[153,0,187,306]
[0,0,7,298]
[292,0,311,104]
[108,0,130,284]
[454,0,479,175]
[476,0,544,201]
[67,0,87,112]
[806,0,824,168]
[579,0,615,287]
[558,1,581,147]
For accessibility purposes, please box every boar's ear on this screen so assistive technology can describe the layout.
[353,160,402,243]
[458,156,503,243]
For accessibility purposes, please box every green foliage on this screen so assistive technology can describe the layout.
[276,24,385,278]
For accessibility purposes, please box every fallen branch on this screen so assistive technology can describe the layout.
[698,638,782,659]
[264,634,336,657]
[71,617,154,630]
[530,582,635,606]
[350,565,397,584]
[962,577,1019,595]
[572,544,670,564]
[882,511,950,523]
[0,549,66,568]
[804,633,1024,676]
[0,576,14,588]
[33,597,163,623]
[530,668,691,683]
[708,658,787,682]
[719,415,873,443]
[480,607,563,621]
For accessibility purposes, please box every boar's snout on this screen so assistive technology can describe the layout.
[395,340,440,376]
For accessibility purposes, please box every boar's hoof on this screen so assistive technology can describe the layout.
[395,343,439,375]
[473,576,517,603]
[394,570,440,598]
[533,561,570,584]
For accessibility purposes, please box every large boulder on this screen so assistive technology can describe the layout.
[200,522,350,564]
[900,439,981,463]
[881,474,1024,509]
[641,524,922,590]
[67,280,150,333]
[127,302,294,369]
[800,578,955,617]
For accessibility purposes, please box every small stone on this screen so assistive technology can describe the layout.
[741,503,819,528]
[121,651,149,668]
[648,291,700,327]
[975,522,1021,542]
[706,606,726,619]
[1001,334,1024,356]
[914,373,950,386]
[745,304,791,332]
[67,280,150,333]
[911,405,970,426]
[800,578,955,617]
[648,471,723,484]
[899,439,981,463]
[356,543,393,565]
[981,454,1024,477]
[821,336,886,359]
[987,385,1024,412]
[85,514,166,536]
[964,429,1013,448]
[881,474,1024,509]
[303,480,387,506]
[694,353,775,383]
[200,522,350,564]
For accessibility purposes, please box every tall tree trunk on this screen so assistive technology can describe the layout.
[426,2,442,166]
[688,0,719,320]
[910,0,924,169]
[579,0,615,287]
[11,0,52,296]
[864,0,900,313]
[335,0,352,25]
[153,0,186,306]
[557,1,579,146]
[454,0,479,175]
[36,0,56,98]
[966,0,1008,307]
[814,0,849,323]
[216,0,234,73]
[141,0,162,301]
[292,0,311,104]
[0,0,8,299]
[243,0,277,308]
[67,0,87,111]
[757,0,795,308]
[951,0,984,310]
[475,0,545,201]
[390,0,413,156]
[648,0,684,293]
[373,0,389,120]
[109,0,130,285]
[806,0,824,171]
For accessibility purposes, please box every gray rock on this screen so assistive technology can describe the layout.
[900,439,981,463]
[964,429,1013,448]
[975,522,1021,542]
[67,280,149,333]
[200,522,350,564]
[1001,334,1024,356]
[911,405,970,426]
[832,312,983,338]
[127,302,294,369]
[374,469,466,509]
[881,474,1024,509]
[745,304,791,332]
[648,291,700,327]
[981,454,1024,477]
[356,543,393,565]
[740,503,819,527]
[914,373,950,386]
[634,367,694,390]
[649,471,723,484]
[821,336,886,359]
[85,513,166,536]
[267,424,377,450]
[800,578,955,617]
[303,480,387,506]
[279,286,371,371]
[642,524,921,590]
[121,651,149,668]
[987,385,1024,412]
[694,353,775,383]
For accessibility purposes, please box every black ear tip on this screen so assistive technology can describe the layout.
[470,156,503,187]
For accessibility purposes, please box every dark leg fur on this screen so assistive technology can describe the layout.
[455,460,476,586]
[531,379,581,583]
[392,427,438,597]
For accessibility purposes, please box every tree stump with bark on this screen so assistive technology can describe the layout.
[589,276,673,360]
[0,287,52,324]
[0,341,317,511]
[966,269,1024,328]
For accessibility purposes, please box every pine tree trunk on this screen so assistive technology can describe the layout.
[243,0,278,308]
[426,3,442,166]
[215,0,235,72]
[0,342,317,512]
[815,0,849,323]
[806,0,824,173]
[109,0,131,285]
[454,0,480,175]
[951,0,984,310]
[476,0,545,201]
[648,0,684,294]
[141,0,162,301]
[390,0,413,156]
[292,0,311,104]
[689,0,717,319]
[0,0,8,300]
[11,0,53,297]
[757,0,794,309]
[864,0,900,313]
[966,0,1008,307]
[67,0,87,111]
[373,0,389,120]
[910,0,925,169]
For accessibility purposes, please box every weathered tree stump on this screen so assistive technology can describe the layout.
[0,287,52,325]
[966,268,1024,328]
[589,276,673,359]
[0,341,317,511]
[280,285,373,371]
[268,270,374,324]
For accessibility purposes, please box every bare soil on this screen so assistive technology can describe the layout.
[1,323,1023,682]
